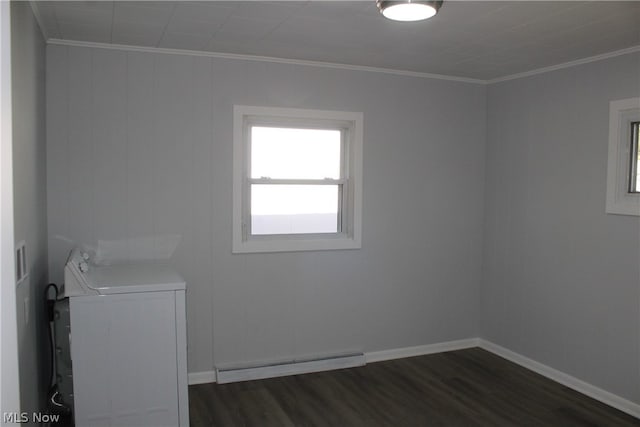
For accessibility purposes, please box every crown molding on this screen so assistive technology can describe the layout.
[46,38,486,85]
[28,1,49,41]
[488,45,640,84]
[45,38,640,86]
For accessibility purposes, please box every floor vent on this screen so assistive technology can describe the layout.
[215,352,366,384]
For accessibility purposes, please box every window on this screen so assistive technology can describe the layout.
[233,106,363,253]
[629,121,639,193]
[606,98,640,216]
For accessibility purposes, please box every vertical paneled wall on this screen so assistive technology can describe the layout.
[47,45,487,373]
[48,47,215,370]
[483,52,640,404]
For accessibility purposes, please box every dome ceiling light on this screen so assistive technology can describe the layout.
[377,1,443,22]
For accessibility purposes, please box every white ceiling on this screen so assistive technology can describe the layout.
[33,1,640,81]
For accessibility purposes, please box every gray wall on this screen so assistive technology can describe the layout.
[482,52,640,403]
[46,45,487,372]
[12,2,48,419]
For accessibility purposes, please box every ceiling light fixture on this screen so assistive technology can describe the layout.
[377,1,443,22]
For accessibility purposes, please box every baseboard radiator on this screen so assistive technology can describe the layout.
[215,352,366,384]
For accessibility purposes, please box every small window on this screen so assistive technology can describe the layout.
[233,106,363,253]
[606,98,640,216]
[629,121,639,193]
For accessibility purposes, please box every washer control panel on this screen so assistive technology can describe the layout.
[63,249,99,297]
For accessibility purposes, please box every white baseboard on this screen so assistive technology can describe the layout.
[188,370,217,385]
[187,337,640,420]
[365,338,480,363]
[479,339,640,419]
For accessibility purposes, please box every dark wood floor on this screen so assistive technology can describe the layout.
[189,348,640,427]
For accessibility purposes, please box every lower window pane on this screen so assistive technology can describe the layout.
[251,185,339,235]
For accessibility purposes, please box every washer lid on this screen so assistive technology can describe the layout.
[85,264,186,295]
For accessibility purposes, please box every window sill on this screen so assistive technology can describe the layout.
[232,236,361,254]
[605,194,640,216]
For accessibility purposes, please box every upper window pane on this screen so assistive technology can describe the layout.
[250,127,341,179]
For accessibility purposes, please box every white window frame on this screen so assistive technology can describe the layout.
[606,97,640,216]
[232,105,363,253]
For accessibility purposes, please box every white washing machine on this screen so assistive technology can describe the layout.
[63,248,189,426]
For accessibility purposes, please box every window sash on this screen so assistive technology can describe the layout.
[246,182,346,238]
[248,182,345,238]
[246,121,347,181]
[243,123,349,240]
